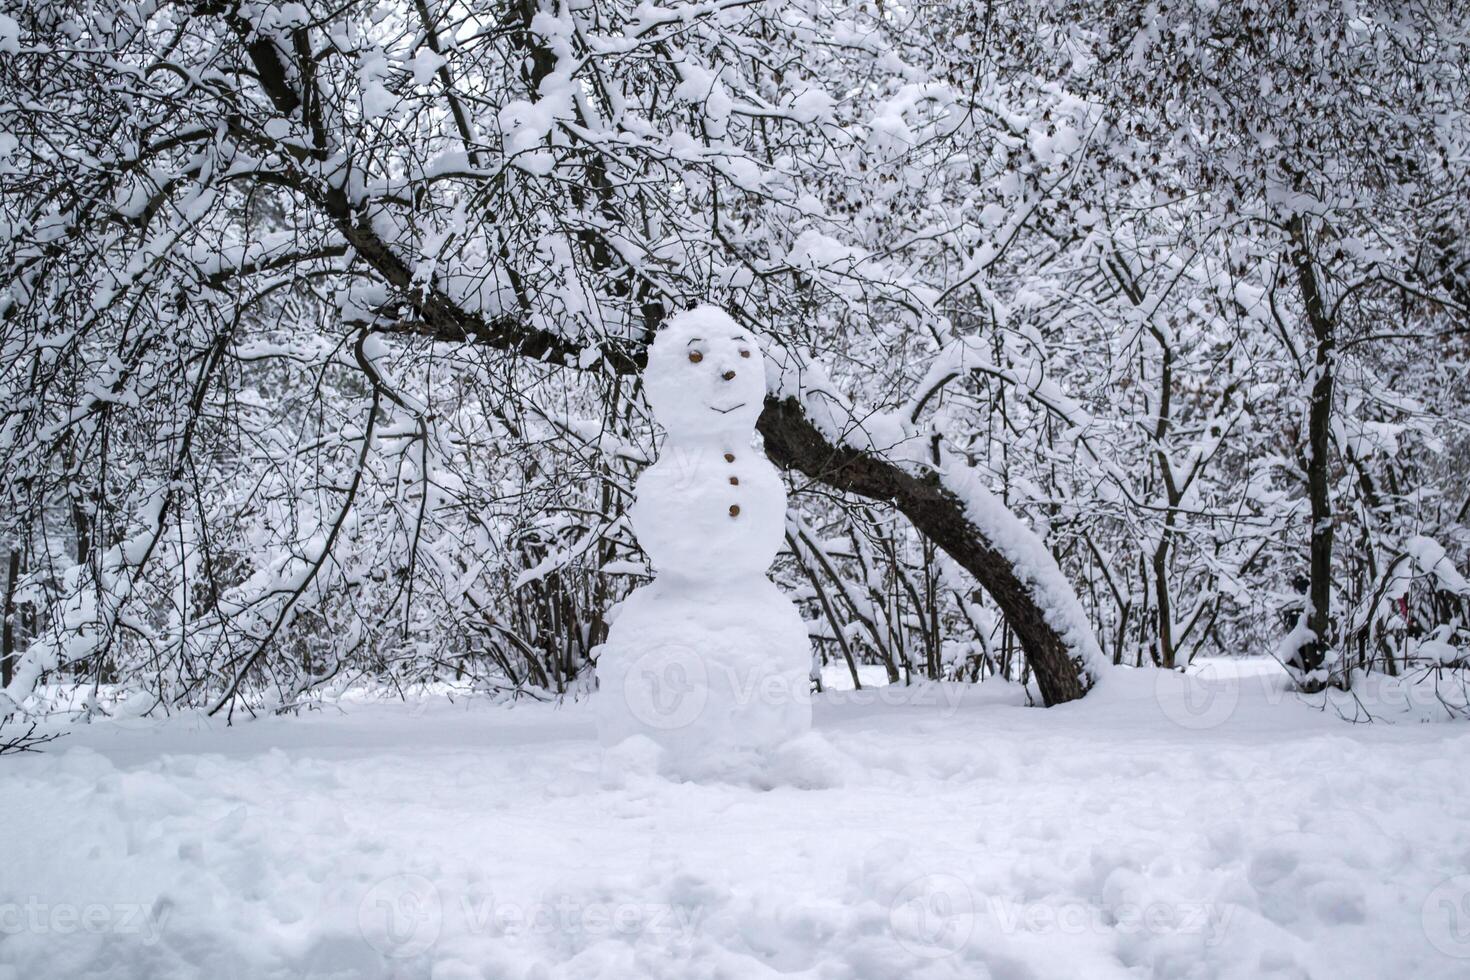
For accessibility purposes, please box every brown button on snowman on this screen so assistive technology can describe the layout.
[596,306,812,778]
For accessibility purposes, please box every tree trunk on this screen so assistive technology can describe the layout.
[1288,216,1336,688]
[2,550,19,689]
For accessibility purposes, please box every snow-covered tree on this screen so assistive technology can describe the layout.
[1,0,1466,721]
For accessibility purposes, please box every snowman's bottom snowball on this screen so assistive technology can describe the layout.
[595,577,812,776]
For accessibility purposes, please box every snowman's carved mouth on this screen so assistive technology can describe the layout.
[710,402,746,414]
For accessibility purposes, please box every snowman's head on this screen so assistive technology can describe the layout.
[645,306,766,442]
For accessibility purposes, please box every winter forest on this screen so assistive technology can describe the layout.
[1,0,1469,977]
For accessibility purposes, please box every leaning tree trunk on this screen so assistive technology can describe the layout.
[758,398,1091,705]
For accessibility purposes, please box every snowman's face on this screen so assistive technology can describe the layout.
[646,308,767,441]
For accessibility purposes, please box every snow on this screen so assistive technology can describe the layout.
[409,49,447,87]
[944,465,1106,683]
[0,13,20,54]
[5,659,1470,978]
[1406,536,1470,597]
[784,88,835,125]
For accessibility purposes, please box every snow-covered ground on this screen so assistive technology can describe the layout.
[3,659,1469,979]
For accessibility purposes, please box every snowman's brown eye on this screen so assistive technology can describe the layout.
[739,350,750,358]
[688,350,703,363]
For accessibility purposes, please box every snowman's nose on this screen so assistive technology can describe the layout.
[722,370,736,381]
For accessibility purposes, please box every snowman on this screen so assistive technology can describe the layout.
[595,306,812,775]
